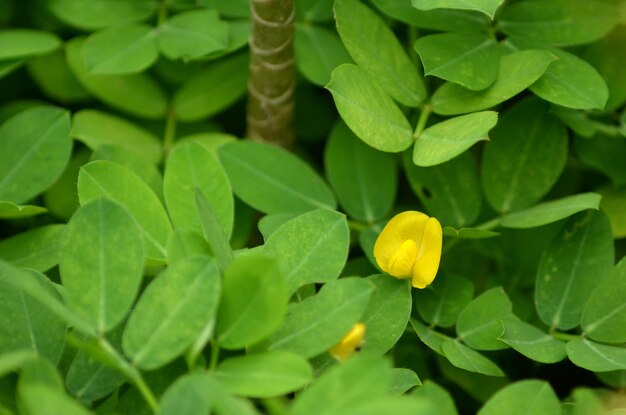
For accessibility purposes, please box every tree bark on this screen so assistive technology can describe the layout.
[246,0,295,148]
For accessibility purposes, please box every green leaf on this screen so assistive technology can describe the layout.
[566,339,626,372]
[536,211,615,330]
[198,0,249,17]
[263,209,349,294]
[360,275,412,356]
[0,106,71,204]
[269,278,373,358]
[411,381,458,415]
[66,326,125,402]
[0,260,95,337]
[477,380,561,415]
[500,193,601,229]
[216,252,287,350]
[60,198,144,332]
[552,106,598,138]
[0,224,65,272]
[71,110,162,165]
[219,141,336,214]
[415,32,501,91]
[405,151,481,228]
[599,185,626,238]
[296,0,333,22]
[173,52,248,122]
[582,258,626,343]
[413,111,497,167]
[158,373,213,415]
[215,351,312,398]
[325,121,396,223]
[456,287,512,350]
[91,145,164,200]
[166,229,211,265]
[0,202,47,219]
[441,227,499,239]
[335,0,425,107]
[499,0,617,46]
[19,384,95,415]
[481,97,568,213]
[529,48,609,110]
[0,59,23,79]
[389,368,421,394]
[412,0,504,18]
[164,141,233,238]
[158,9,228,60]
[295,24,351,87]
[123,256,220,370]
[326,64,413,152]
[411,318,446,354]
[49,0,155,30]
[27,50,90,103]
[259,213,302,241]
[0,350,36,377]
[194,188,234,272]
[0,29,60,60]
[66,37,167,119]
[373,0,488,30]
[575,134,626,186]
[340,397,434,415]
[441,339,505,376]
[43,148,91,221]
[432,50,555,115]
[291,355,390,415]
[78,160,172,262]
[82,24,157,75]
[415,274,474,328]
[0,270,66,364]
[499,316,566,363]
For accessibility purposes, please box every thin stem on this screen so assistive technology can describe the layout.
[550,330,581,342]
[98,338,159,412]
[209,341,220,371]
[163,107,177,156]
[348,220,369,232]
[413,104,432,139]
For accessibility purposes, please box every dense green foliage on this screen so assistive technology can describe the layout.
[1,0,626,414]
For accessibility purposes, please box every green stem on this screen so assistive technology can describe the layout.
[413,104,432,139]
[550,330,581,342]
[209,342,220,371]
[348,220,369,232]
[163,107,177,156]
[98,338,159,412]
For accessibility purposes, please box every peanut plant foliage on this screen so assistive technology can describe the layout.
[1,0,626,414]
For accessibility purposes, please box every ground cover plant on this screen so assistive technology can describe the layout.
[1,0,626,414]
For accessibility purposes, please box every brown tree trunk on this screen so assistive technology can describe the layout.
[246,0,295,149]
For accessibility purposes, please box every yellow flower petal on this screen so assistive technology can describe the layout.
[329,323,366,362]
[374,211,442,288]
[411,217,442,288]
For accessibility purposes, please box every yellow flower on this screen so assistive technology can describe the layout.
[374,211,442,289]
[329,323,366,361]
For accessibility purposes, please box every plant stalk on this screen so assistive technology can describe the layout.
[246,0,296,148]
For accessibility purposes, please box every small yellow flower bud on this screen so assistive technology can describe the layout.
[329,323,366,362]
[373,211,442,289]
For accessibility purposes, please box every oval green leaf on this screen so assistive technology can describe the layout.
[158,9,228,60]
[269,278,374,358]
[0,202,47,220]
[414,110,497,167]
[49,0,155,30]
[219,140,336,214]
[327,64,413,152]
[582,258,626,343]
[295,24,352,87]
[566,339,626,372]
[0,29,61,60]
[535,211,615,330]
[164,141,233,238]
[405,151,482,228]
[60,198,144,333]
[0,224,65,272]
[412,0,504,18]
[441,339,504,376]
[499,316,566,364]
[123,256,220,370]
[431,50,555,115]
[264,209,350,294]
[325,121,397,223]
[216,252,288,350]
[215,351,312,398]
[335,0,425,106]
[78,160,172,262]
[456,287,512,351]
[477,380,561,415]
[415,274,474,328]
[415,32,501,91]
[0,106,71,204]
[481,97,568,213]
